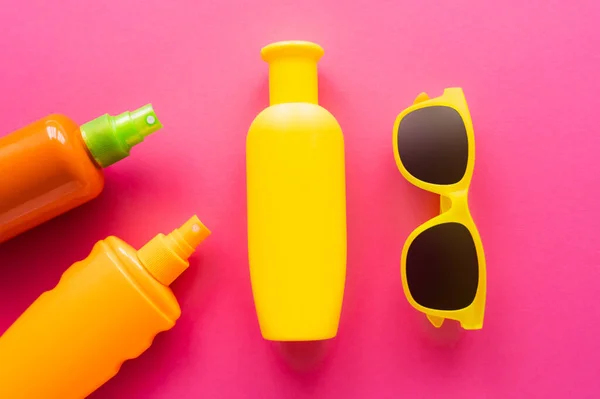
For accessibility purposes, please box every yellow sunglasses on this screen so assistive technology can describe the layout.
[392,88,486,330]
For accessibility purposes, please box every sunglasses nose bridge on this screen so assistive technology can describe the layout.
[445,191,470,218]
[440,195,452,213]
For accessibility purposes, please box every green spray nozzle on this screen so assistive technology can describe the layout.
[81,104,163,168]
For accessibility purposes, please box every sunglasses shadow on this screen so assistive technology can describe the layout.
[416,315,464,347]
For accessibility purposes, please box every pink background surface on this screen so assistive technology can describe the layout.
[1,0,600,398]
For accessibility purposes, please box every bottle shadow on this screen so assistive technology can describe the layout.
[0,193,117,333]
[275,339,331,373]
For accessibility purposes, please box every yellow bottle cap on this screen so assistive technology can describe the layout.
[137,215,211,286]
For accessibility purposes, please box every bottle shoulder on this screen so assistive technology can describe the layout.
[5,114,104,185]
[45,113,78,128]
[249,103,342,135]
[0,114,105,201]
[103,236,182,322]
[46,114,104,168]
[35,114,82,146]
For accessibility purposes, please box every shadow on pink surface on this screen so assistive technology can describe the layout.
[0,192,118,334]
[276,340,331,372]
[417,317,465,347]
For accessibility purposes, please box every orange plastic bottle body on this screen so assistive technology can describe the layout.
[0,114,104,243]
[0,237,180,399]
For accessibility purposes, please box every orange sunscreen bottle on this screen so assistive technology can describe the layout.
[0,216,210,399]
[0,104,162,243]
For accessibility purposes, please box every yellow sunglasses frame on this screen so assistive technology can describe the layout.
[392,87,486,330]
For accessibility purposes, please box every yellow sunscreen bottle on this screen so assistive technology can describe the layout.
[247,41,347,341]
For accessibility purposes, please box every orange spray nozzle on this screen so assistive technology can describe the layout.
[174,216,211,254]
[136,216,211,286]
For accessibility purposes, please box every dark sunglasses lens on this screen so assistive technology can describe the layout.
[397,106,468,185]
[406,222,478,310]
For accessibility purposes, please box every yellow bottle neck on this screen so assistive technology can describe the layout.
[262,41,324,106]
[268,57,318,105]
